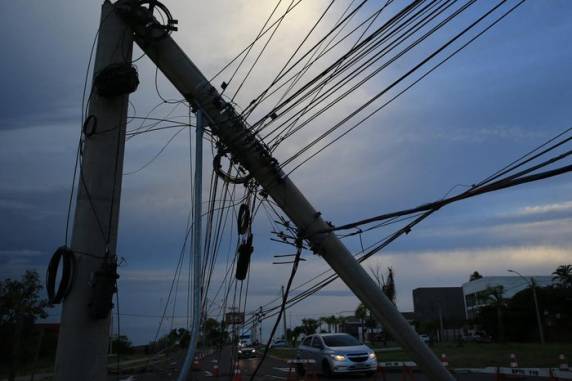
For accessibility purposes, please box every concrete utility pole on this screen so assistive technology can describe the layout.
[55,2,133,380]
[114,2,454,379]
[178,111,205,381]
[508,269,545,344]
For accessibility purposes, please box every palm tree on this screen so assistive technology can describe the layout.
[552,264,572,288]
[480,286,506,342]
[319,315,338,333]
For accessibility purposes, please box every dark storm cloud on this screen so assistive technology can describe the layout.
[0,0,99,130]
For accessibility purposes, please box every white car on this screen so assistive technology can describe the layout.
[271,339,288,348]
[297,333,377,377]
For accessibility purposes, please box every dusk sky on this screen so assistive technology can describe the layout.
[1,0,571,345]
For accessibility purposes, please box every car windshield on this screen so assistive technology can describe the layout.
[322,335,360,347]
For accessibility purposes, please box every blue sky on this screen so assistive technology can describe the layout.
[1,0,571,344]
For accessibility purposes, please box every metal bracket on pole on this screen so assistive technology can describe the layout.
[114,1,454,379]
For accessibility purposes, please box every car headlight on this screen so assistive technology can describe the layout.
[331,354,346,361]
[252,349,256,353]
[369,353,376,360]
[238,350,242,354]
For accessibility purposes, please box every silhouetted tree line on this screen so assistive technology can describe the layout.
[476,285,572,342]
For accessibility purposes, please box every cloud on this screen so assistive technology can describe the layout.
[513,200,572,217]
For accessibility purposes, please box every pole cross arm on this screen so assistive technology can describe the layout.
[114,1,454,380]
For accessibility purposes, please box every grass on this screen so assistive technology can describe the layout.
[271,343,572,369]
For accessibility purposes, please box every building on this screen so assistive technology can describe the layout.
[412,287,466,326]
[462,276,553,319]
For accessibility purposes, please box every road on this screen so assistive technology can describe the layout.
[118,347,565,381]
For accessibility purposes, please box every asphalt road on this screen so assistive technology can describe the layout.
[119,347,566,381]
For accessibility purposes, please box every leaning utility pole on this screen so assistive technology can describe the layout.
[63,1,457,379]
[55,2,133,380]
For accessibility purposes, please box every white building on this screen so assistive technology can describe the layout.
[462,276,552,319]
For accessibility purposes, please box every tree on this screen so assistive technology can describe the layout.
[111,335,133,355]
[476,286,506,342]
[469,271,483,281]
[382,267,396,305]
[319,315,338,333]
[552,264,572,288]
[287,326,305,346]
[301,318,320,335]
[0,271,49,381]
[203,318,227,346]
[369,265,397,305]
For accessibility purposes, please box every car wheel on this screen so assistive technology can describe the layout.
[365,371,376,377]
[296,364,305,377]
[322,360,333,378]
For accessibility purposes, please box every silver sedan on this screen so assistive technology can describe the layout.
[297,333,377,376]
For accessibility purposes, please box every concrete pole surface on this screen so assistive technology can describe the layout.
[178,111,204,381]
[281,286,288,339]
[508,270,545,344]
[117,3,454,380]
[531,281,545,344]
[55,3,132,380]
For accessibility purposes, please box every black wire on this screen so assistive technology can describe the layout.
[476,127,572,187]
[259,0,338,107]
[64,143,81,245]
[208,0,305,83]
[284,0,527,175]
[231,0,297,102]
[242,0,373,118]
[155,66,186,104]
[330,145,571,232]
[253,125,566,318]
[124,127,187,175]
[249,243,302,381]
[265,0,451,142]
[221,0,284,96]
[264,0,364,140]
[241,0,402,119]
[247,0,425,128]
[282,0,521,171]
[280,0,478,167]
[264,0,449,147]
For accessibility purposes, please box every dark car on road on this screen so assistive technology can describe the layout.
[237,346,257,359]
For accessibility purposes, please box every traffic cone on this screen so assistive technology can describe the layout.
[192,355,200,371]
[560,354,569,371]
[441,353,449,367]
[509,353,518,368]
[212,359,220,377]
[232,362,242,381]
[376,363,386,381]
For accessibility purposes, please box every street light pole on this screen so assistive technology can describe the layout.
[507,269,545,344]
